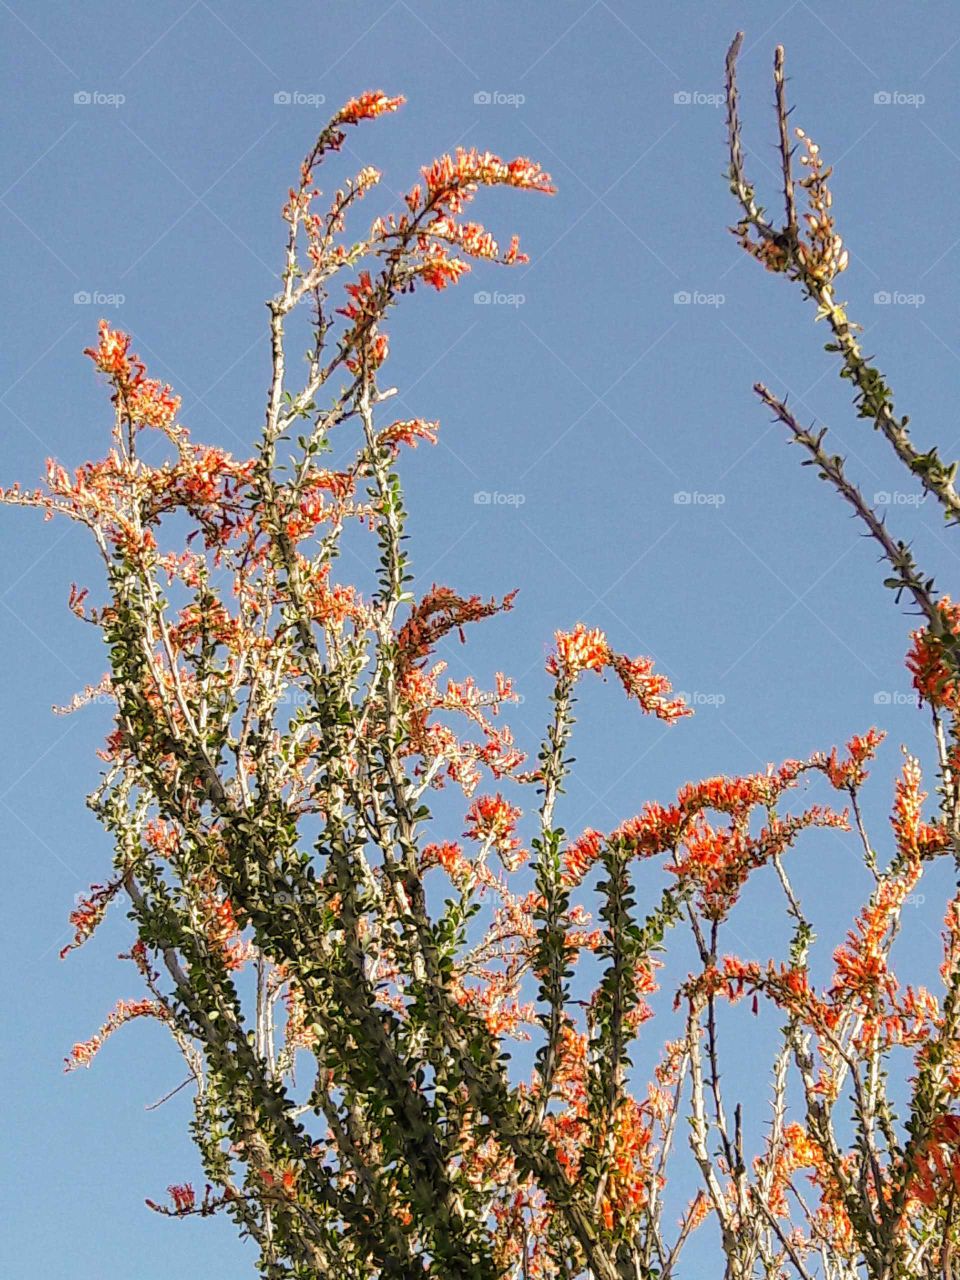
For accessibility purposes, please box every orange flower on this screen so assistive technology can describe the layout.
[685,1190,713,1232]
[419,147,555,216]
[546,625,688,722]
[907,598,960,711]
[345,332,389,374]
[199,885,251,972]
[59,877,123,959]
[126,378,180,428]
[908,1114,960,1208]
[547,622,609,677]
[607,651,690,721]
[464,793,524,868]
[167,1184,196,1213]
[377,419,439,450]
[422,841,486,889]
[337,269,378,323]
[66,998,167,1071]
[822,728,885,790]
[84,320,180,428]
[595,1099,655,1233]
[419,247,470,290]
[831,858,921,1002]
[562,828,605,885]
[337,91,404,125]
[892,756,951,860]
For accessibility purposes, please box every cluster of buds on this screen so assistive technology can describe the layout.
[795,127,849,284]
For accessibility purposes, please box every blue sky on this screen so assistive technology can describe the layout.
[3,2,960,1275]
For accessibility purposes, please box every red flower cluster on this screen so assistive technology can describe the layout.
[199,887,251,972]
[376,418,439,452]
[337,91,404,125]
[418,148,555,215]
[892,755,951,860]
[547,623,689,721]
[337,269,379,324]
[60,877,123,958]
[562,828,605,886]
[565,756,845,920]
[820,727,885,790]
[66,998,166,1071]
[167,1184,196,1213]
[910,1113,960,1208]
[907,597,960,711]
[547,622,608,676]
[397,585,517,678]
[84,320,180,430]
[464,794,524,869]
[608,651,689,721]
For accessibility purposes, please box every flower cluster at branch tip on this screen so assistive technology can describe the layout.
[464,793,525,870]
[66,998,167,1071]
[910,1113,960,1208]
[377,418,438,452]
[821,727,885,790]
[60,878,123,958]
[890,755,951,861]
[794,127,849,284]
[562,828,604,886]
[337,91,405,125]
[563,755,849,923]
[547,623,689,720]
[167,1184,196,1213]
[84,320,181,430]
[907,596,960,711]
[417,148,555,215]
[547,622,608,676]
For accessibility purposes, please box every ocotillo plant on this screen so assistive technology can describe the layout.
[713,33,960,1280]
[4,45,960,1280]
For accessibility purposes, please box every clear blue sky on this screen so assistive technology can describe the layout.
[3,2,960,1275]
